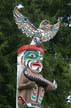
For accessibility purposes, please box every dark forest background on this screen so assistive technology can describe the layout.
[0,0,71,108]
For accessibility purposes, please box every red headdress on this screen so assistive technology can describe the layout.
[17,45,44,54]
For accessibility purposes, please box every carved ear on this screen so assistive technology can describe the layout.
[17,52,24,65]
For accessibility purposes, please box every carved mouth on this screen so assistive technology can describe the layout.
[32,63,41,67]
[28,61,43,73]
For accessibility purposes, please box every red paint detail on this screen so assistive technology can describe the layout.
[33,91,37,96]
[39,94,43,98]
[39,89,44,98]
[18,96,26,104]
[21,56,23,64]
[32,63,40,67]
[17,45,44,54]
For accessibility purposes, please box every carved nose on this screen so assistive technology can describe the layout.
[36,59,40,63]
[37,58,43,62]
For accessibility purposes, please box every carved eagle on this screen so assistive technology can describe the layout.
[13,4,61,44]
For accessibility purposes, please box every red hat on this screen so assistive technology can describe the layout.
[17,45,44,54]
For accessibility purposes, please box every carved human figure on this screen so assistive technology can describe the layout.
[17,45,57,108]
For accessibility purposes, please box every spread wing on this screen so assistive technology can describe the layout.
[13,5,37,38]
[13,5,61,44]
[39,20,61,42]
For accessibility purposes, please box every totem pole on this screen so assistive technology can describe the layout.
[13,4,61,108]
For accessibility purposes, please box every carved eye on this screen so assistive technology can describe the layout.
[29,54,36,58]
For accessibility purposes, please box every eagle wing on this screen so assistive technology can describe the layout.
[13,5,37,38]
[39,20,61,42]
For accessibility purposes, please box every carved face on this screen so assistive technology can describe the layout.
[24,50,43,73]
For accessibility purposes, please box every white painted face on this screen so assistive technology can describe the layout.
[24,50,43,73]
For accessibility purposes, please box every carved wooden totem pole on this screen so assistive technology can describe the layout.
[13,4,61,108]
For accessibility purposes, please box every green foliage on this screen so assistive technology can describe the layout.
[0,0,71,108]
